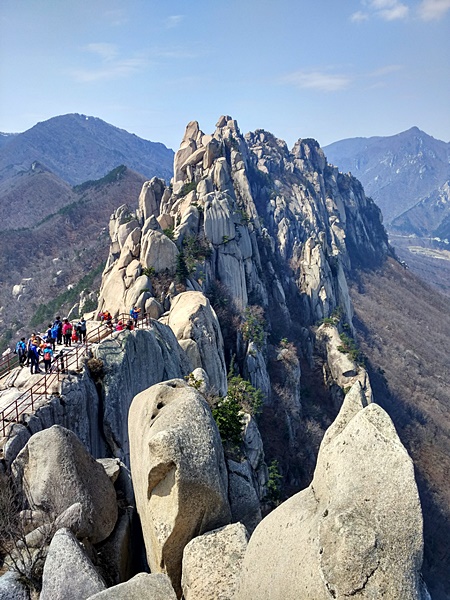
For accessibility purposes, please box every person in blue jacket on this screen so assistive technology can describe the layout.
[15,337,27,366]
[130,306,140,326]
[29,342,41,374]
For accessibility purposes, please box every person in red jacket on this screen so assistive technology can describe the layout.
[62,318,73,347]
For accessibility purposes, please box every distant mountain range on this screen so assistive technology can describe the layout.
[0,113,174,186]
[390,181,450,239]
[324,127,450,228]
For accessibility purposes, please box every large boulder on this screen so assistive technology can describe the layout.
[140,229,178,274]
[181,523,248,600]
[167,292,227,396]
[40,528,106,600]
[129,379,231,597]
[95,325,191,467]
[0,571,30,600]
[235,382,430,599]
[87,573,177,600]
[139,177,165,221]
[11,426,118,544]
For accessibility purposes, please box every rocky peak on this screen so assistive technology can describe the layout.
[99,115,391,332]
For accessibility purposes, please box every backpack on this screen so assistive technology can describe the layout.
[51,325,59,339]
[44,349,52,360]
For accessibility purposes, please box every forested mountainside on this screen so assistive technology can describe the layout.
[0,113,174,186]
[0,166,146,352]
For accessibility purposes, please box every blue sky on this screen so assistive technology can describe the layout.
[1,0,449,150]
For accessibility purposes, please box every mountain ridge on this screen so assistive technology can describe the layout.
[324,126,450,224]
[0,113,174,186]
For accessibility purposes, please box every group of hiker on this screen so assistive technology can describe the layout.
[15,316,87,375]
[14,307,144,376]
[98,306,141,331]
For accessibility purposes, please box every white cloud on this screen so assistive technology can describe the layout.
[369,64,403,76]
[418,0,450,20]
[351,0,409,21]
[166,15,185,28]
[73,45,148,82]
[73,58,148,83]
[378,4,409,19]
[282,63,404,94]
[84,43,118,62]
[351,10,370,21]
[282,70,352,92]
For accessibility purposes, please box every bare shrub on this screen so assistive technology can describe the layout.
[0,471,58,594]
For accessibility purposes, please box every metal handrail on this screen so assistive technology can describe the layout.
[0,352,20,378]
[1,313,149,437]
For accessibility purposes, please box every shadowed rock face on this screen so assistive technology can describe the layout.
[128,379,231,598]
[235,382,429,600]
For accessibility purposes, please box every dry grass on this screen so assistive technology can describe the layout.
[350,257,450,600]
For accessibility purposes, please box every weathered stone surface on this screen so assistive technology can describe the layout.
[227,459,262,534]
[145,296,164,320]
[96,507,134,586]
[129,379,231,597]
[140,229,178,274]
[139,177,165,221]
[0,571,30,600]
[167,292,227,396]
[235,382,429,599]
[125,274,152,309]
[40,528,106,600]
[12,425,117,544]
[216,243,248,309]
[316,323,372,403]
[86,573,177,600]
[97,458,121,484]
[117,219,140,249]
[95,325,191,467]
[204,194,236,245]
[96,267,126,317]
[244,342,271,403]
[182,523,248,600]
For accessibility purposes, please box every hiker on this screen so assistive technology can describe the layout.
[29,342,41,374]
[26,333,38,366]
[62,318,73,347]
[53,316,63,345]
[126,319,134,331]
[71,328,79,344]
[115,320,124,331]
[46,323,56,351]
[15,337,27,366]
[77,317,87,342]
[43,343,54,373]
[130,306,140,327]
